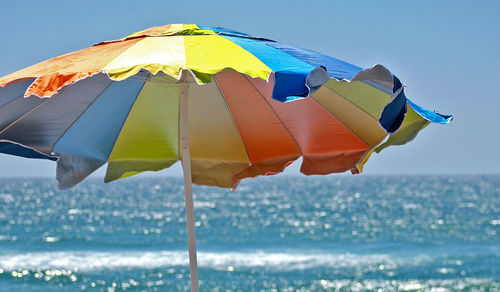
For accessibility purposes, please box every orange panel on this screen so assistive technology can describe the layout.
[25,72,95,97]
[122,24,183,39]
[126,24,174,38]
[0,38,142,97]
[215,71,301,179]
[249,74,369,175]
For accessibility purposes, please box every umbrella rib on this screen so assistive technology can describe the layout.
[325,84,389,126]
[50,81,113,153]
[213,77,251,166]
[0,92,30,132]
[101,38,146,73]
[104,79,148,164]
[0,99,49,136]
[0,92,25,110]
[0,83,76,136]
[308,95,369,147]
[243,75,304,157]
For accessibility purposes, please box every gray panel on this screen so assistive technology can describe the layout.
[0,73,112,154]
[0,95,45,132]
[0,79,35,107]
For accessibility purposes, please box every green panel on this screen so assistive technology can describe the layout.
[324,80,391,119]
[375,104,430,153]
[105,74,179,182]
[105,159,178,183]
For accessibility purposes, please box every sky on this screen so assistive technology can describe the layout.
[0,0,498,180]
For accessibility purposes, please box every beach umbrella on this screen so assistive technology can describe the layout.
[0,24,451,291]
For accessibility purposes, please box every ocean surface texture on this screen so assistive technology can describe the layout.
[0,175,498,291]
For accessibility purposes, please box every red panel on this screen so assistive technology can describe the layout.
[248,73,369,175]
[215,70,300,179]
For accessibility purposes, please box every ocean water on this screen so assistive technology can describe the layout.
[0,175,498,291]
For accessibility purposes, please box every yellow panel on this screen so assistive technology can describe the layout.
[311,85,387,147]
[105,74,179,182]
[355,149,374,173]
[123,24,185,39]
[178,24,217,36]
[356,105,431,173]
[374,105,430,153]
[324,80,391,119]
[122,24,215,40]
[191,160,245,189]
[186,81,249,186]
[184,35,272,83]
[103,36,186,81]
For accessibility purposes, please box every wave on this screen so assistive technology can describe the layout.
[316,278,499,291]
[0,250,430,272]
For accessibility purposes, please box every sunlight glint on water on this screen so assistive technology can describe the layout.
[0,175,498,291]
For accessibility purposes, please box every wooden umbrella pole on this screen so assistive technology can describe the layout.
[179,81,199,292]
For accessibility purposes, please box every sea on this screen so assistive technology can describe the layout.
[0,175,498,291]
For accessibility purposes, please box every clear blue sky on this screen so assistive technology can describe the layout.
[0,1,498,178]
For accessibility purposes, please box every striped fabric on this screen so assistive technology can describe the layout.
[0,24,452,189]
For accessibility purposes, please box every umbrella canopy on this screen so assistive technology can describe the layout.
[0,24,451,291]
[0,24,450,189]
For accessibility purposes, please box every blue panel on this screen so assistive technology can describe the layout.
[222,36,314,74]
[0,142,56,161]
[199,25,253,38]
[379,91,407,133]
[259,40,363,81]
[0,79,34,107]
[222,35,314,102]
[379,76,407,133]
[407,99,453,124]
[274,70,310,101]
[208,26,363,101]
[54,78,145,162]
